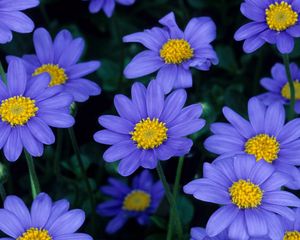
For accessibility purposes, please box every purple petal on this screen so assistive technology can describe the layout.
[103,140,136,162]
[33,28,54,64]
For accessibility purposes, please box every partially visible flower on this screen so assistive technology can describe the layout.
[123,12,218,94]
[7,28,101,103]
[282,208,300,239]
[84,0,135,17]
[234,0,300,54]
[184,155,300,239]
[0,192,92,240]
[204,97,300,189]
[0,0,39,44]
[190,227,227,240]
[97,170,164,234]
[94,80,205,176]
[0,59,74,162]
[257,62,300,113]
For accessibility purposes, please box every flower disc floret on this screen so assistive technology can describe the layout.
[229,179,263,209]
[17,228,52,240]
[123,190,151,212]
[284,231,300,240]
[281,81,300,100]
[33,64,68,87]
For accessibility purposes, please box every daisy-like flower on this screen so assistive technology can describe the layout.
[97,170,164,234]
[0,0,39,44]
[84,0,135,17]
[0,59,74,162]
[234,0,300,54]
[0,192,92,240]
[94,80,205,176]
[8,27,101,103]
[190,227,228,240]
[184,155,300,239]
[257,62,300,113]
[282,208,300,239]
[204,97,300,189]
[123,12,218,94]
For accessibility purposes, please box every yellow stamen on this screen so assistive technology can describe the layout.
[281,81,300,100]
[229,179,263,209]
[284,231,300,240]
[130,117,168,150]
[266,1,298,31]
[0,96,38,126]
[160,39,194,64]
[245,134,280,163]
[33,64,68,87]
[123,190,151,212]
[17,227,52,240]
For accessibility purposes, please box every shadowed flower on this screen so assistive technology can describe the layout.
[190,227,228,240]
[184,155,300,239]
[204,97,300,189]
[257,62,300,113]
[0,0,39,44]
[94,80,205,176]
[0,59,74,162]
[7,28,101,103]
[97,170,164,234]
[282,208,300,239]
[84,0,135,17]
[234,0,300,54]
[123,12,218,94]
[0,192,92,240]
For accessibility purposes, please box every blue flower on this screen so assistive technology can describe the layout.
[0,192,92,240]
[97,170,164,234]
[123,12,218,94]
[0,0,39,44]
[234,0,300,54]
[184,154,300,239]
[282,208,300,239]
[204,97,300,189]
[8,28,101,103]
[94,80,205,176]
[190,227,228,240]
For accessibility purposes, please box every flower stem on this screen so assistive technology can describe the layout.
[282,54,295,120]
[0,61,7,84]
[157,162,183,240]
[0,184,6,202]
[24,151,40,199]
[54,129,63,178]
[67,127,97,232]
[166,156,185,240]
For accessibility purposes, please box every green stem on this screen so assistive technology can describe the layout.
[167,156,185,240]
[157,162,183,240]
[0,184,6,202]
[24,151,40,199]
[282,54,295,120]
[0,61,7,84]
[40,3,51,28]
[67,127,97,232]
[54,129,63,178]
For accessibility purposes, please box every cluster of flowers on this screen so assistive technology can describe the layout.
[0,0,300,239]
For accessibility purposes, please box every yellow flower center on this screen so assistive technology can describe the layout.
[160,39,194,64]
[130,117,168,150]
[244,134,280,163]
[33,64,68,87]
[229,179,263,209]
[123,190,151,212]
[17,228,52,240]
[284,231,300,240]
[266,1,298,31]
[281,81,300,100]
[0,96,38,126]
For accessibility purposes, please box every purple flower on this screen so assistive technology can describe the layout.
[184,154,300,239]
[123,12,218,94]
[0,192,92,240]
[97,170,164,234]
[190,227,228,240]
[257,62,300,113]
[204,97,300,189]
[7,28,101,103]
[84,0,135,17]
[94,80,205,176]
[0,59,74,162]
[0,0,39,44]
[282,208,300,238]
[234,0,300,54]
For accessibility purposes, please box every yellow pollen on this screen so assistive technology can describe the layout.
[33,64,68,87]
[123,190,151,212]
[17,228,52,240]
[266,1,298,31]
[284,231,300,240]
[130,117,168,150]
[0,96,38,126]
[229,179,263,209]
[244,134,280,163]
[281,81,300,100]
[160,39,194,64]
